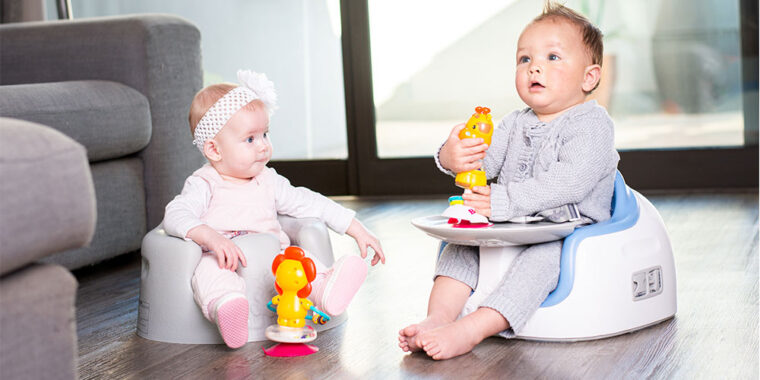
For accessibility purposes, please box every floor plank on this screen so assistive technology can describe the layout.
[73,191,759,379]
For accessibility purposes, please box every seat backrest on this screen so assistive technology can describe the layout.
[609,171,639,225]
[541,171,640,307]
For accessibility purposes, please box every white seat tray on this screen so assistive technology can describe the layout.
[411,215,584,247]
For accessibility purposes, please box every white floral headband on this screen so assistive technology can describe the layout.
[193,69,278,152]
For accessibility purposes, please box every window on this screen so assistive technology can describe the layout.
[67,0,758,193]
[368,0,747,158]
[343,0,757,193]
[72,0,348,161]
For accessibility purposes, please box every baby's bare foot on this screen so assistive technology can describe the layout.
[398,315,450,352]
[418,319,482,360]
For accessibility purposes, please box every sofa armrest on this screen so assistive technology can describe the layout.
[0,14,205,229]
[0,263,78,379]
[0,118,95,276]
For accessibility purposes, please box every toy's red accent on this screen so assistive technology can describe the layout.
[451,220,493,229]
[474,106,491,114]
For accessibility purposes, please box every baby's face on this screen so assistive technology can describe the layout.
[515,18,596,121]
[213,106,272,182]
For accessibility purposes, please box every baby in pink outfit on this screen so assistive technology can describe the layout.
[163,70,385,348]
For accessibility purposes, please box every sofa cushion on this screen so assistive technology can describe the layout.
[0,80,151,162]
[0,263,78,380]
[0,118,95,276]
[43,158,147,269]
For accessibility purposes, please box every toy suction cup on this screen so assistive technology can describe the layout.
[263,325,319,357]
[442,202,492,228]
[264,324,317,343]
[263,342,319,357]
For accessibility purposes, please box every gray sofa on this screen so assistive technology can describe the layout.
[0,14,205,269]
[0,117,95,379]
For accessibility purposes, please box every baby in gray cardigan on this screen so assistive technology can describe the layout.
[399,2,620,360]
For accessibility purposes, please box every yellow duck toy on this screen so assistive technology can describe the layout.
[455,106,494,189]
[270,246,318,328]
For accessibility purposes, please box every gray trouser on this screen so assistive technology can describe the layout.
[435,241,561,337]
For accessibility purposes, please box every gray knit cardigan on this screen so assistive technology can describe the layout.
[436,100,620,223]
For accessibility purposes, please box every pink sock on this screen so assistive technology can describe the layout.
[312,255,367,316]
[212,295,249,348]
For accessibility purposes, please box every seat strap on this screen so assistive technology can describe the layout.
[508,203,584,224]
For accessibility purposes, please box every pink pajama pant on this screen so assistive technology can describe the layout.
[191,246,328,321]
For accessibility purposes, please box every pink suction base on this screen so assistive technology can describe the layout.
[263,343,319,357]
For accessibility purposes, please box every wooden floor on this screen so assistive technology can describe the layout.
[74,191,759,379]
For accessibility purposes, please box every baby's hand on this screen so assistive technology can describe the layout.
[208,237,247,272]
[439,123,489,173]
[463,185,491,218]
[187,225,248,271]
[346,218,386,266]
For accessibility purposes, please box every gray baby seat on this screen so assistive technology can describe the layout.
[137,216,346,344]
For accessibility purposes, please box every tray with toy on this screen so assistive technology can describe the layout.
[412,106,584,247]
[411,215,583,247]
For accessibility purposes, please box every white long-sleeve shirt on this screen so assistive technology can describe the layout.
[163,164,355,248]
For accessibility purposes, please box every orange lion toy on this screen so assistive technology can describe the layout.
[264,246,330,357]
[270,246,318,328]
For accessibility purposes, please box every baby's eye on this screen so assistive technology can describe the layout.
[548,54,560,61]
[519,56,530,64]
[263,132,269,139]
[246,137,254,143]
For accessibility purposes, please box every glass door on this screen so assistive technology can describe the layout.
[72,0,352,194]
[68,0,758,194]
[369,0,747,156]
[344,0,757,194]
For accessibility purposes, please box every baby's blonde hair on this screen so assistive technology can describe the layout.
[188,83,263,137]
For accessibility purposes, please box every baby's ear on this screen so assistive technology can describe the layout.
[203,139,222,161]
[582,64,602,93]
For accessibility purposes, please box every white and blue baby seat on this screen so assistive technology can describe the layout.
[433,171,677,341]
